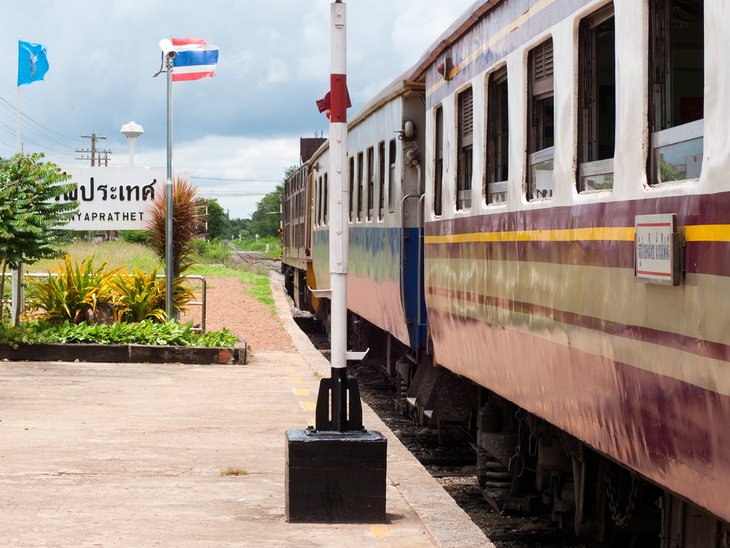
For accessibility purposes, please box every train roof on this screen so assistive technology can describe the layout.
[305,0,495,165]
[409,0,503,83]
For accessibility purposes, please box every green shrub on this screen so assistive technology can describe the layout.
[0,319,237,348]
[119,230,150,244]
[193,238,230,263]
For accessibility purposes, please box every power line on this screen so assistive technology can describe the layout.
[190,175,282,183]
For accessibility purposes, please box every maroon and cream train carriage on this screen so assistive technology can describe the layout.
[281,137,326,312]
[412,0,729,543]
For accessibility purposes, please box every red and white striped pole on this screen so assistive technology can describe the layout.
[328,0,349,431]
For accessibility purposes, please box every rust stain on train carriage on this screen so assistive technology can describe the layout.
[427,309,730,524]
[424,192,730,524]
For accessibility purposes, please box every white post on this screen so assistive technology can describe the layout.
[329,0,349,431]
[128,138,136,167]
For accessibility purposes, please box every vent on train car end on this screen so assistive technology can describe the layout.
[437,57,453,81]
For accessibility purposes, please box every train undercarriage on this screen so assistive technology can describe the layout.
[307,298,730,548]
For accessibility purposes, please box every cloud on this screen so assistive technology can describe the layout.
[0,0,474,219]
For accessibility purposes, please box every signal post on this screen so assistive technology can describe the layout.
[285,0,387,523]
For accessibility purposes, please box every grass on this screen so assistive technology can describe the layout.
[186,263,274,313]
[28,240,160,273]
[220,466,248,477]
[229,236,281,258]
[18,239,276,315]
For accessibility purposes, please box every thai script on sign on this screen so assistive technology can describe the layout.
[56,177,156,203]
[59,167,166,231]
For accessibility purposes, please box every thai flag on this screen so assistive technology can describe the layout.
[171,38,219,82]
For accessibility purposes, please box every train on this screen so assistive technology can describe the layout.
[281,0,729,545]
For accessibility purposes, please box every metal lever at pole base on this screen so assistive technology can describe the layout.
[314,367,363,432]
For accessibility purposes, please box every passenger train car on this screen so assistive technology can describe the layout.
[282,0,729,545]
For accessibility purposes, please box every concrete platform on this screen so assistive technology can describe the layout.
[0,276,491,547]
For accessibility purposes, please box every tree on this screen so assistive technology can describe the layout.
[249,185,282,238]
[247,166,295,238]
[203,198,227,240]
[0,153,78,323]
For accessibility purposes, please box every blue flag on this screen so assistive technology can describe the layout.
[18,40,49,86]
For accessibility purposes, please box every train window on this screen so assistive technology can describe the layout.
[578,4,615,192]
[357,151,364,221]
[348,156,354,222]
[323,173,328,225]
[457,87,473,210]
[527,38,555,201]
[434,106,443,216]
[485,66,508,204]
[649,0,704,184]
[388,139,396,212]
[316,176,322,226]
[378,141,385,220]
[312,176,318,227]
[366,146,374,221]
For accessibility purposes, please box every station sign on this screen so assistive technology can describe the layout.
[634,213,681,285]
[57,167,165,231]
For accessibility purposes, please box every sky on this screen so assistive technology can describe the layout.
[0,1,475,220]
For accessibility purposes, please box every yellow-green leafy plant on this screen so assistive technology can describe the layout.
[109,267,167,323]
[109,267,195,323]
[26,255,121,324]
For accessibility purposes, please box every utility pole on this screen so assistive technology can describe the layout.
[76,132,111,166]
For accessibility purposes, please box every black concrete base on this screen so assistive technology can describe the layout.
[285,428,387,523]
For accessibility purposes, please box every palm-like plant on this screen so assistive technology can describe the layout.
[146,177,201,278]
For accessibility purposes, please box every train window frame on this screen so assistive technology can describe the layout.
[357,151,364,222]
[527,37,555,201]
[648,0,704,185]
[485,65,509,205]
[323,172,328,225]
[378,141,385,221]
[577,3,616,193]
[434,105,444,216]
[348,156,354,223]
[457,86,473,210]
[388,139,397,213]
[312,176,318,228]
[366,146,374,221]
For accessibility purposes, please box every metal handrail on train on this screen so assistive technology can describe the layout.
[17,272,207,332]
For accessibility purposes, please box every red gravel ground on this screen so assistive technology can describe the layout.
[203,276,294,354]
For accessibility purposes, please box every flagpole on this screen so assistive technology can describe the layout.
[165,51,175,320]
[11,86,23,324]
[16,87,20,152]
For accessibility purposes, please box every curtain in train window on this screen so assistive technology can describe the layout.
[323,173,328,225]
[378,141,385,220]
[357,151,364,221]
[578,4,615,192]
[649,0,704,184]
[367,146,374,220]
[486,66,508,204]
[348,156,354,222]
[527,38,554,200]
[434,106,444,216]
[457,87,473,210]
[388,139,396,213]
